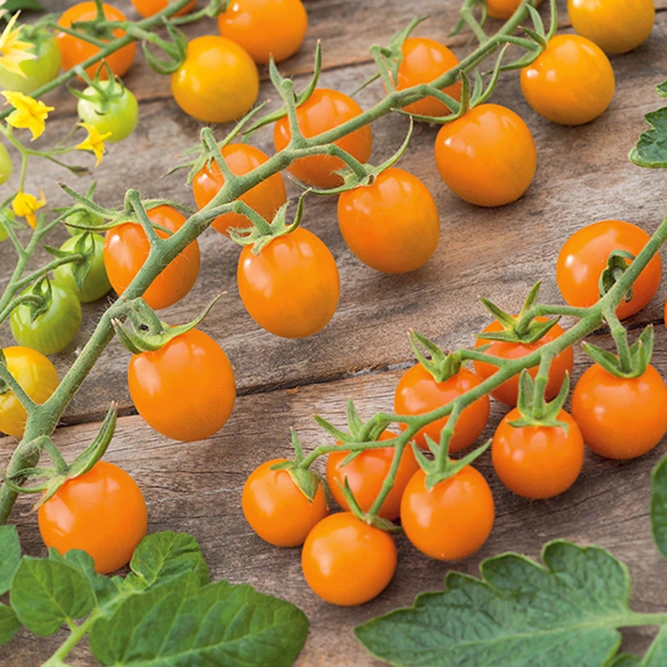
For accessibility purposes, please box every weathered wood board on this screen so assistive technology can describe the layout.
[3,1,667,665]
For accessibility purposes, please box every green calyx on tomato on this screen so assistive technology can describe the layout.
[599,249,636,302]
[409,330,464,384]
[0,27,62,95]
[1,405,117,509]
[73,72,139,143]
[10,277,82,356]
[507,368,571,431]
[230,189,308,255]
[0,142,13,186]
[112,292,223,355]
[476,281,560,344]
[140,20,189,75]
[270,429,330,505]
[582,323,655,380]
[49,232,111,303]
[315,398,392,449]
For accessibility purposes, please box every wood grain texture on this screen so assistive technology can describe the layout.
[3,4,667,426]
[3,1,667,665]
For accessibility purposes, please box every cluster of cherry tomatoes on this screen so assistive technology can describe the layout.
[242,214,667,607]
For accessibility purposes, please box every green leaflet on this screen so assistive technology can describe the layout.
[629,80,667,169]
[0,604,21,646]
[10,557,95,636]
[0,0,44,11]
[356,541,652,667]
[89,578,309,667]
[0,525,21,595]
[125,530,210,590]
[651,454,667,558]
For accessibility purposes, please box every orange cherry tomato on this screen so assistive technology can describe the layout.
[57,3,136,79]
[474,318,574,406]
[38,461,147,574]
[217,0,308,64]
[131,0,196,18]
[572,363,667,460]
[556,220,662,320]
[237,227,340,338]
[0,347,59,438]
[521,34,615,126]
[273,88,373,189]
[325,432,419,521]
[394,37,462,118]
[394,365,490,453]
[103,205,200,311]
[568,0,655,54]
[486,0,531,19]
[434,104,536,207]
[492,409,584,499]
[337,167,440,273]
[192,143,286,237]
[400,466,494,560]
[302,512,396,605]
[243,458,328,547]
[128,329,236,442]
[171,36,259,124]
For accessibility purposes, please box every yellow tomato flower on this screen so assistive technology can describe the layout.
[0,13,35,78]
[75,122,112,167]
[12,190,45,229]
[2,90,53,140]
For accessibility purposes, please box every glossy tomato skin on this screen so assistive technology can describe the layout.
[556,220,662,320]
[394,366,490,453]
[217,0,308,64]
[337,167,440,274]
[53,234,111,303]
[273,88,373,189]
[0,347,58,438]
[325,432,419,521]
[492,408,584,499]
[38,461,147,574]
[521,35,614,126]
[401,466,494,560]
[434,104,536,207]
[131,0,196,17]
[474,319,574,406]
[243,458,328,547]
[302,512,397,605]
[11,282,82,356]
[568,0,655,54]
[171,36,258,124]
[57,3,136,79]
[128,329,236,442]
[395,37,462,118]
[486,0,541,19]
[104,205,200,310]
[77,85,139,143]
[237,227,339,338]
[0,33,61,94]
[192,144,286,237]
[572,363,667,459]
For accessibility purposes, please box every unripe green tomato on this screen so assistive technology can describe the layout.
[65,208,106,236]
[77,86,139,143]
[53,234,111,303]
[0,33,62,94]
[11,282,82,355]
[0,143,12,186]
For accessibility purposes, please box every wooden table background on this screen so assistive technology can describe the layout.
[2,0,667,664]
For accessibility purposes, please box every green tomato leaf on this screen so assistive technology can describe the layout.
[630,107,667,169]
[608,655,641,667]
[0,603,21,646]
[356,541,635,667]
[10,557,95,636]
[125,530,210,591]
[0,0,44,12]
[89,577,308,666]
[651,454,667,559]
[641,627,667,666]
[0,525,21,595]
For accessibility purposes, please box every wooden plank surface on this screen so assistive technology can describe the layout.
[3,1,667,665]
